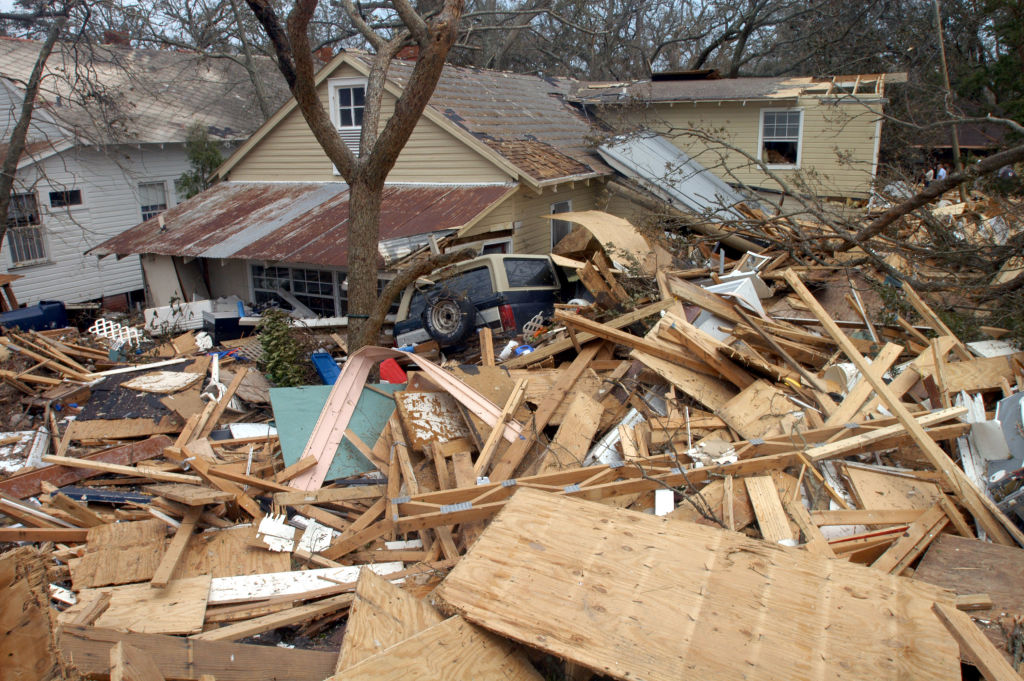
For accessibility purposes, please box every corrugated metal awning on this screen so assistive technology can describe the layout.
[92,181,515,268]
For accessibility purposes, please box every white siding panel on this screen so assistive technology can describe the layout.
[3,144,190,305]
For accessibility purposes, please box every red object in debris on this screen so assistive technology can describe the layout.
[379,358,407,384]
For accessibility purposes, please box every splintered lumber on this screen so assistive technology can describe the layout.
[329,615,543,681]
[783,269,1023,547]
[110,641,166,681]
[57,625,339,681]
[336,568,444,672]
[1,547,64,681]
[434,488,960,681]
[504,299,672,369]
[59,576,212,635]
[69,520,169,589]
[932,603,1022,681]
[0,435,171,499]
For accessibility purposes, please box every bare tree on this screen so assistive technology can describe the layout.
[0,5,73,249]
[243,0,468,350]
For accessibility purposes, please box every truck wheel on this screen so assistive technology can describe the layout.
[421,292,476,346]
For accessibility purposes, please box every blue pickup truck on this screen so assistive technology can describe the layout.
[393,254,581,348]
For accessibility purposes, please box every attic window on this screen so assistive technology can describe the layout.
[49,189,82,207]
[329,78,367,156]
[760,109,802,168]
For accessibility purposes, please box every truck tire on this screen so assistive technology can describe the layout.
[421,292,476,346]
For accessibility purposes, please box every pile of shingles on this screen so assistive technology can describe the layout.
[4,261,1024,681]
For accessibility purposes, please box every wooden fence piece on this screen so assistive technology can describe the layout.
[335,568,444,673]
[435,488,960,681]
[783,269,1022,547]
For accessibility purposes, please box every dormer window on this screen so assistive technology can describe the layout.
[329,78,367,155]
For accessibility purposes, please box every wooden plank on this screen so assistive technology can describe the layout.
[0,527,89,542]
[717,379,803,440]
[539,391,601,474]
[488,343,602,481]
[932,602,1022,681]
[955,594,994,611]
[59,576,212,635]
[330,615,543,681]
[474,379,527,477]
[274,485,386,507]
[823,342,904,426]
[71,591,112,626]
[147,484,234,506]
[207,564,403,605]
[783,269,1022,547]
[0,436,171,499]
[811,509,926,526]
[191,592,355,641]
[871,503,949,574]
[394,391,472,454]
[275,455,317,483]
[434,488,960,681]
[56,624,339,681]
[41,455,202,485]
[630,350,736,412]
[150,506,202,588]
[70,519,170,589]
[843,466,944,511]
[198,367,248,439]
[110,641,166,681]
[901,282,972,361]
[49,492,106,527]
[782,497,835,557]
[479,327,495,367]
[744,476,795,544]
[503,300,672,368]
[1,547,64,681]
[336,568,444,672]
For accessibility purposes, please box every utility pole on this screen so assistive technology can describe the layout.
[933,0,969,203]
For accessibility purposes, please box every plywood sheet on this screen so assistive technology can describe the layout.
[337,568,444,671]
[330,615,543,681]
[59,576,211,635]
[174,526,289,580]
[435,488,959,681]
[843,466,943,511]
[394,392,471,453]
[717,379,803,440]
[69,519,169,589]
[1,547,62,681]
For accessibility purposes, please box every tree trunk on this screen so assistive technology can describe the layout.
[0,15,67,247]
[346,175,384,351]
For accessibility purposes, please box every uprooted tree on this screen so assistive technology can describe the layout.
[243,0,470,351]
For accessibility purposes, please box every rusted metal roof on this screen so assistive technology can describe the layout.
[91,181,514,268]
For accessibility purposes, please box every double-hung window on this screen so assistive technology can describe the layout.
[330,78,366,155]
[6,192,47,266]
[139,182,168,221]
[760,109,802,168]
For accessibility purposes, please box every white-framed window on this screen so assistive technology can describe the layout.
[758,109,803,168]
[550,200,573,248]
[6,192,47,266]
[251,264,346,317]
[329,77,367,155]
[138,181,168,221]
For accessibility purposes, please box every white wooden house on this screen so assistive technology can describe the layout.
[0,38,287,306]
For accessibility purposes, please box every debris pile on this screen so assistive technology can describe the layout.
[3,225,1024,681]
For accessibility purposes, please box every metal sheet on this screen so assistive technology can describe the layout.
[598,132,752,223]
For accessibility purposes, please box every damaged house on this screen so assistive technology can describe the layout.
[0,38,287,307]
[93,54,899,313]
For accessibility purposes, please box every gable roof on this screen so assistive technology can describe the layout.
[92,181,515,268]
[217,52,610,187]
[0,37,290,144]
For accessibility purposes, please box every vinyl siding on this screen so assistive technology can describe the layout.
[460,182,605,255]
[638,96,881,198]
[227,64,511,184]
[4,144,189,305]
